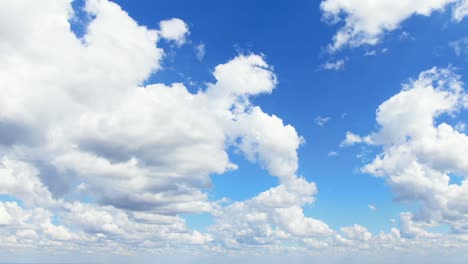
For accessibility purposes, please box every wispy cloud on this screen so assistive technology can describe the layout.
[315,115,332,126]
[321,59,345,71]
[195,42,206,61]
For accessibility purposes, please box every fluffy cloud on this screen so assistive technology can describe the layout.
[210,178,332,249]
[320,0,468,51]
[0,159,58,208]
[159,18,190,46]
[0,0,331,254]
[4,0,467,258]
[340,132,372,147]
[0,201,89,249]
[344,67,468,237]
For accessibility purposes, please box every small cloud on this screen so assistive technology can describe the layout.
[340,132,372,147]
[455,121,466,132]
[77,183,87,192]
[328,151,338,157]
[315,116,332,126]
[449,37,468,57]
[195,42,205,61]
[390,218,396,224]
[364,48,389,57]
[400,31,414,40]
[321,59,345,71]
[159,18,190,46]
[368,204,377,211]
[364,50,377,56]
[340,112,347,119]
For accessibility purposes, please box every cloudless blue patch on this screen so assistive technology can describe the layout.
[51,215,61,225]
[449,172,464,185]
[81,195,96,204]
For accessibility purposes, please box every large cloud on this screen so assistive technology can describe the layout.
[343,67,468,238]
[320,0,468,51]
[0,0,332,254]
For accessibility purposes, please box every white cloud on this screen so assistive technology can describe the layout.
[400,31,414,40]
[228,106,302,181]
[0,0,333,254]
[0,158,58,208]
[328,151,338,157]
[321,59,345,71]
[210,179,333,248]
[340,224,372,242]
[450,37,468,57]
[364,50,377,56]
[368,204,377,211]
[314,116,332,126]
[195,42,206,61]
[158,18,189,46]
[320,0,468,51]
[3,0,468,258]
[454,0,468,21]
[340,132,372,147]
[356,67,468,236]
[0,201,88,249]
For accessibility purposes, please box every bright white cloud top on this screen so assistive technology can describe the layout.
[1,0,468,262]
[0,0,327,254]
[321,0,468,51]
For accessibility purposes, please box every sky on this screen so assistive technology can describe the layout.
[1,0,468,263]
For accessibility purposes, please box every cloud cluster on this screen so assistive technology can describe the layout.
[2,0,468,258]
[320,0,468,51]
[0,0,332,254]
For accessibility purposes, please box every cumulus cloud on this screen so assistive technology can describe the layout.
[3,0,468,258]
[348,67,468,237]
[340,132,372,147]
[320,0,468,51]
[210,177,332,248]
[158,18,190,46]
[0,0,332,254]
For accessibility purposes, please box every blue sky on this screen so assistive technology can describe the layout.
[1,0,468,263]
